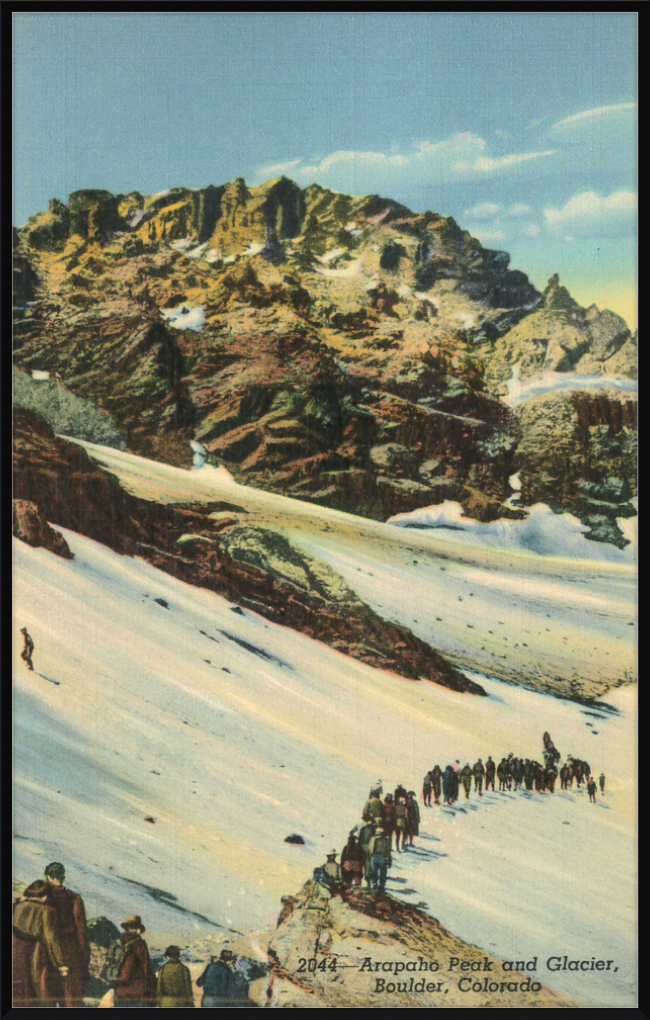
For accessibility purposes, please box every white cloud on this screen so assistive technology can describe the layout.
[454,150,555,174]
[253,133,556,195]
[551,102,637,131]
[256,158,303,177]
[543,190,637,237]
[524,224,542,238]
[505,202,535,218]
[470,226,507,244]
[463,201,501,220]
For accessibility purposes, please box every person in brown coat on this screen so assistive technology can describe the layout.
[406,791,420,846]
[340,834,364,887]
[43,862,90,1007]
[113,915,157,1007]
[13,880,69,1007]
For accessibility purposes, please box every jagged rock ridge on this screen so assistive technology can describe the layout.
[13,177,636,540]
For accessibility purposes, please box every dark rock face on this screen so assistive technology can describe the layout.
[515,391,637,548]
[12,498,74,559]
[13,408,484,695]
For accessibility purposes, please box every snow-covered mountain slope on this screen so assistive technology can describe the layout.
[66,440,637,697]
[14,528,635,1006]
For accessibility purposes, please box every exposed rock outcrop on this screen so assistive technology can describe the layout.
[12,498,74,559]
[265,880,573,1008]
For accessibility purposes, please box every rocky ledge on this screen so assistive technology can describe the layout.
[264,879,573,1008]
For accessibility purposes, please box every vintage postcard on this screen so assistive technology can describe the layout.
[12,11,637,1008]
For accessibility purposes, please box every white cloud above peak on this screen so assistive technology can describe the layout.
[254,132,556,195]
[543,190,637,237]
[463,201,501,220]
[551,102,636,131]
[505,202,535,218]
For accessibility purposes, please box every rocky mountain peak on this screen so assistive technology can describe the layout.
[543,273,582,316]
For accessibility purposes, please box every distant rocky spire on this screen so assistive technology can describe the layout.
[543,273,582,315]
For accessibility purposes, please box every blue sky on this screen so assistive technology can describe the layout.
[13,12,637,325]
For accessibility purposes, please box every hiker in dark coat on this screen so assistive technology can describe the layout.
[514,759,524,788]
[43,861,90,1007]
[534,762,544,792]
[472,759,484,796]
[431,765,442,804]
[113,915,156,1007]
[394,782,408,803]
[423,772,432,806]
[460,764,473,799]
[449,767,460,803]
[157,946,194,1007]
[406,792,420,846]
[442,765,453,804]
[484,757,495,791]
[20,627,34,670]
[599,773,606,794]
[13,880,68,1007]
[340,834,364,887]
[197,951,235,1008]
[587,778,597,803]
[381,794,397,847]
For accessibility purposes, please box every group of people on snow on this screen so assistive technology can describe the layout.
[315,736,606,902]
[422,750,605,806]
[314,781,421,896]
[12,862,255,1008]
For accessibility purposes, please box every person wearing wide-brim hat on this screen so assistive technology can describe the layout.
[113,915,156,1007]
[157,945,194,1008]
[320,850,343,891]
[368,822,392,892]
[13,880,68,1007]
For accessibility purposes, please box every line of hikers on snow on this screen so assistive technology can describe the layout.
[12,862,257,1008]
[421,754,605,805]
[313,737,606,899]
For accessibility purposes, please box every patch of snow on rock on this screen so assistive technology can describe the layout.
[162,304,205,332]
[505,363,637,407]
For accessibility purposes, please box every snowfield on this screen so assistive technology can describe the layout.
[64,441,637,696]
[14,522,636,1006]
